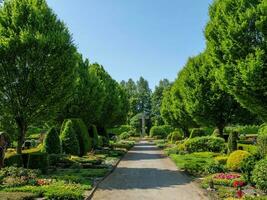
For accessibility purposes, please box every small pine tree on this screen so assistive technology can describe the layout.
[228,131,238,153]
[89,125,99,149]
[43,127,61,154]
[60,121,80,155]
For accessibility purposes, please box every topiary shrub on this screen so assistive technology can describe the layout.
[168,130,183,143]
[88,125,98,149]
[257,124,267,158]
[60,121,80,155]
[190,128,209,138]
[27,152,48,173]
[227,150,251,171]
[228,131,238,153]
[43,127,61,154]
[4,154,23,167]
[252,159,267,192]
[184,136,225,153]
[70,119,92,156]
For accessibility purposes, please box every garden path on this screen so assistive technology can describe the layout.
[91,141,208,200]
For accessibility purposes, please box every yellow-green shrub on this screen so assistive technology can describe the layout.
[215,155,228,165]
[227,150,251,171]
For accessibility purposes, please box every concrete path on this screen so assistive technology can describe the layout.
[92,141,208,200]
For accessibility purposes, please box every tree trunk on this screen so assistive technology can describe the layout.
[182,127,190,138]
[0,147,4,168]
[16,117,27,154]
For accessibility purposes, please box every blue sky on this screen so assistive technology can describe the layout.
[46,0,213,89]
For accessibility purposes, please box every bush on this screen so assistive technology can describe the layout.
[108,125,134,135]
[167,130,183,143]
[184,136,225,153]
[228,131,238,153]
[240,155,257,184]
[27,153,48,173]
[227,150,251,171]
[190,128,209,138]
[4,154,23,167]
[215,155,228,165]
[149,125,174,138]
[252,159,267,192]
[43,127,61,154]
[62,119,92,156]
[119,132,131,140]
[60,121,80,156]
[257,124,267,158]
[88,125,98,149]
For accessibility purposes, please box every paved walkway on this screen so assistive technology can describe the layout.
[92,141,208,200]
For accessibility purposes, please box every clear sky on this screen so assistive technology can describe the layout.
[46,0,213,89]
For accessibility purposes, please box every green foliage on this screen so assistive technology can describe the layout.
[63,119,92,156]
[160,79,194,138]
[214,155,228,165]
[225,125,261,135]
[167,130,183,143]
[88,125,99,149]
[60,121,80,156]
[227,150,251,171]
[4,154,23,167]
[190,128,209,138]
[149,125,174,138]
[257,124,267,158]
[184,136,225,153]
[108,125,134,135]
[27,153,48,173]
[97,136,104,147]
[170,152,218,175]
[151,79,171,125]
[0,0,77,153]
[205,0,267,121]
[119,132,131,140]
[43,127,61,154]
[252,159,267,192]
[240,155,257,184]
[228,131,238,153]
[238,144,258,155]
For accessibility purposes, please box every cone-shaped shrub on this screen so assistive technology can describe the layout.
[89,125,99,149]
[43,127,61,154]
[228,131,238,153]
[60,121,80,155]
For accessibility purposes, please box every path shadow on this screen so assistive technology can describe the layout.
[122,151,165,161]
[98,167,192,190]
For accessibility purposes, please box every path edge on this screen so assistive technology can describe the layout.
[84,147,130,200]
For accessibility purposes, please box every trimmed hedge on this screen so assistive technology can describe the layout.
[252,159,267,192]
[27,153,48,173]
[227,150,251,171]
[184,136,225,153]
[60,121,80,156]
[43,127,61,154]
[4,154,23,167]
[149,125,174,138]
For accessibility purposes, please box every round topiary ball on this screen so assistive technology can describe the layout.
[227,150,251,171]
[252,159,267,192]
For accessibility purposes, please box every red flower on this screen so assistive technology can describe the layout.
[233,180,245,188]
[236,189,244,198]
